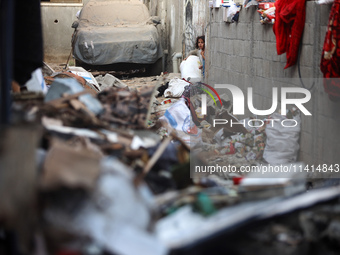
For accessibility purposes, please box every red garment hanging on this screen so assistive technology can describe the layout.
[273,0,307,69]
[320,0,340,100]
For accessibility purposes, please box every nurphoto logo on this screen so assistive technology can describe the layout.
[200,84,312,128]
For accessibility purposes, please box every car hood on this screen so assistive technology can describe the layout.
[72,25,163,65]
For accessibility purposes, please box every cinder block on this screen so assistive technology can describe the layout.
[302,23,313,45]
[241,57,251,74]
[242,41,251,57]
[263,25,275,42]
[253,59,261,77]
[323,138,335,164]
[235,56,243,73]
[298,66,313,78]
[262,60,271,78]
[210,37,216,53]
[239,40,246,57]
[215,38,221,53]
[283,64,297,79]
[320,4,332,26]
[230,55,238,72]
[220,37,226,52]
[268,42,280,62]
[216,52,222,66]
[305,2,315,24]
[243,74,252,88]
[212,24,219,37]
[239,8,249,23]
[218,23,224,38]
[252,41,261,59]
[221,38,227,53]
[329,119,340,141]
[301,115,313,134]
[233,39,241,56]
[225,23,232,39]
[300,45,314,67]
[213,9,219,22]
[230,40,238,56]
[237,23,245,39]
[275,61,286,78]
[253,23,264,41]
[317,114,329,139]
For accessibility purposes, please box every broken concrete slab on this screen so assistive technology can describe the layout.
[96,73,128,90]
[45,78,84,102]
[45,78,103,115]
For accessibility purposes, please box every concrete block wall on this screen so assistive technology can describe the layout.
[207,3,340,168]
[41,2,83,63]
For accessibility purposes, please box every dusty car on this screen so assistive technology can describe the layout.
[71,0,163,71]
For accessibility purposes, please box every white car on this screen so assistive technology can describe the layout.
[72,0,163,69]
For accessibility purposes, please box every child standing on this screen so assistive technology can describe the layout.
[196,36,205,78]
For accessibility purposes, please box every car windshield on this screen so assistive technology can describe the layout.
[80,1,151,26]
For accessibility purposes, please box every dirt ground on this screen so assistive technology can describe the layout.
[46,62,162,91]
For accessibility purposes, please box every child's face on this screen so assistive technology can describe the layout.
[198,39,205,50]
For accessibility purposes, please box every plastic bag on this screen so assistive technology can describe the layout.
[159,98,202,148]
[180,55,202,83]
[164,78,190,98]
[225,3,239,23]
[24,68,48,93]
[263,112,301,164]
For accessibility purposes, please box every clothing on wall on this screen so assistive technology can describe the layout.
[320,0,340,101]
[273,0,306,69]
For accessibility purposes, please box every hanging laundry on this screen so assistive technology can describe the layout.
[273,0,307,69]
[257,2,276,24]
[320,0,340,101]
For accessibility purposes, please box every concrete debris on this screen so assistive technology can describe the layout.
[96,73,128,90]
[1,71,339,255]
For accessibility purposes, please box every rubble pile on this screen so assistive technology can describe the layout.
[1,67,340,255]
